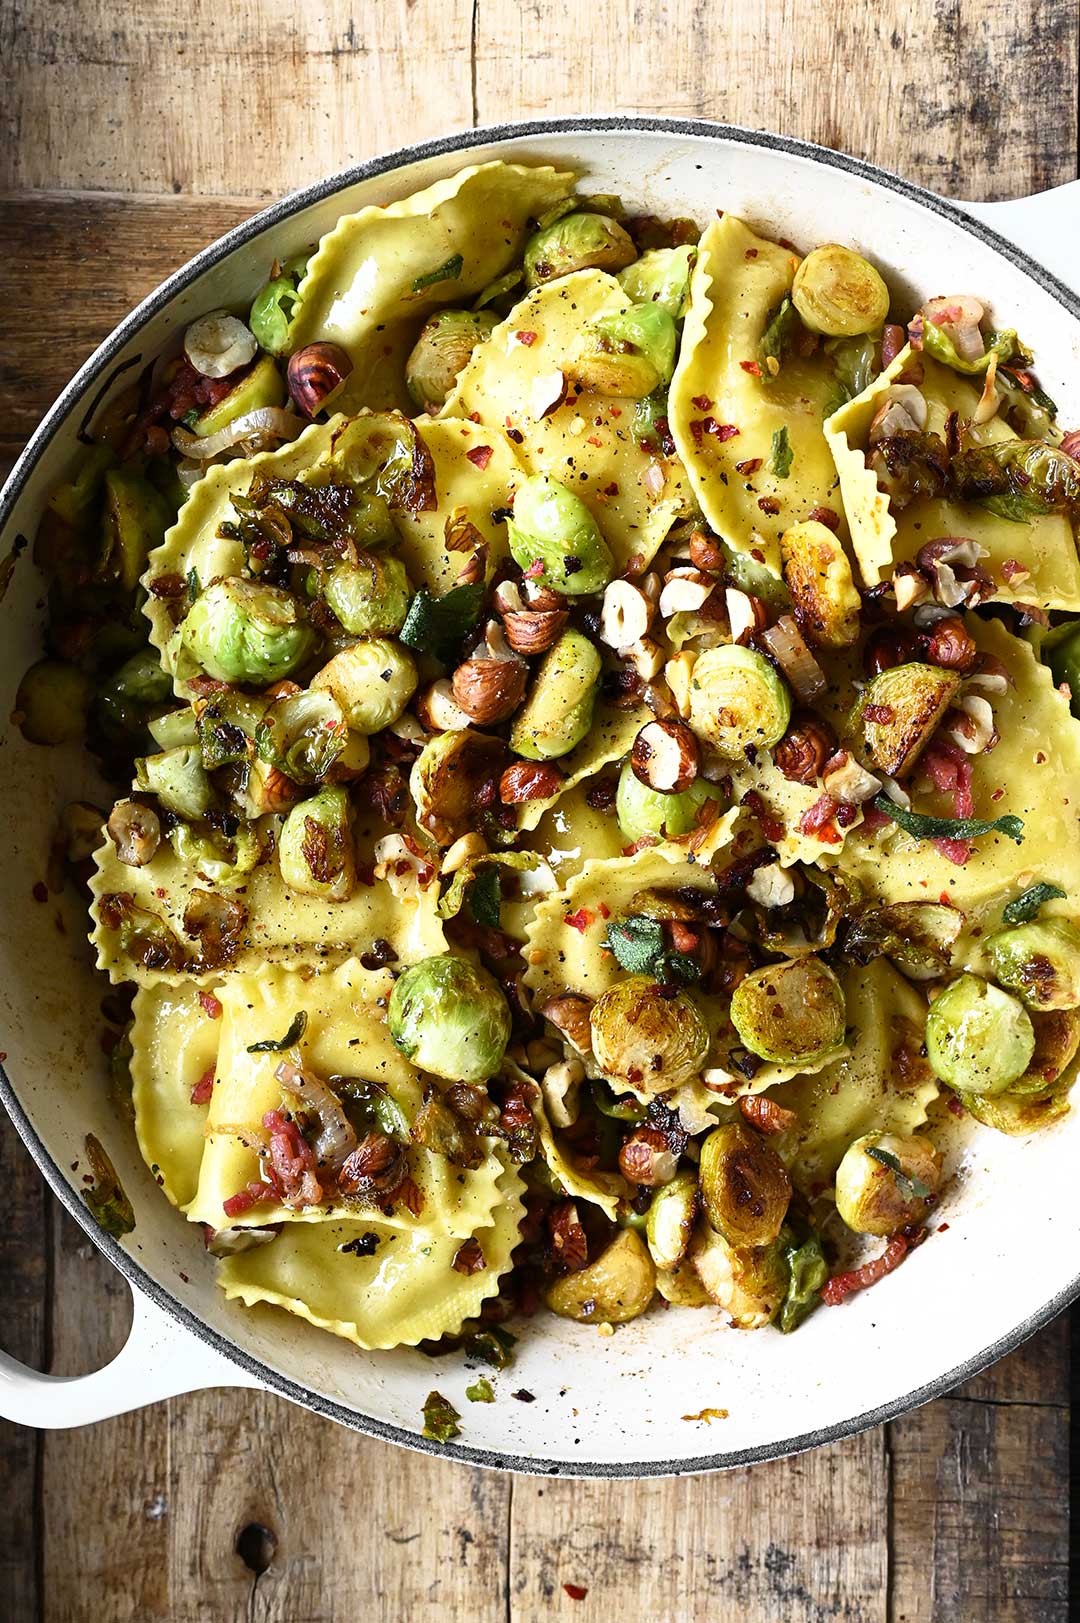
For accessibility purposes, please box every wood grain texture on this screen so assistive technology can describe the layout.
[0,1,1077,1619]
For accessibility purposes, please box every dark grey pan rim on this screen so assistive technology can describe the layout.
[2,114,1079,1478]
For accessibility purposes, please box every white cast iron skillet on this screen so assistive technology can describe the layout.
[1,118,1078,1476]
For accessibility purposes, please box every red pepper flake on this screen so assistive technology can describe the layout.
[707,419,740,442]
[734,457,762,475]
[688,420,704,446]
[691,394,713,410]
[564,908,595,934]
[740,359,763,377]
[821,1235,910,1306]
[947,1094,966,1118]
[198,990,223,1020]
[466,444,493,471]
[154,887,168,899]
[939,891,951,905]
[563,1584,589,1602]
[32,881,48,903]
[597,902,611,919]
[937,1222,950,1233]
[524,558,545,579]
[608,405,622,417]
[515,330,538,346]
[757,496,781,515]
[468,410,482,424]
[190,1067,215,1106]
[586,434,603,448]
[990,787,1004,801]
[1036,750,1046,764]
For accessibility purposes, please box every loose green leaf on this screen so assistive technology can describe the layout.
[82,1134,136,1239]
[872,795,1024,845]
[601,914,701,984]
[759,295,799,368]
[1003,883,1067,926]
[412,253,464,294]
[465,1376,495,1403]
[399,583,485,664]
[779,1231,828,1334]
[246,1010,308,1053]
[437,851,541,922]
[421,1389,461,1442]
[866,1144,931,1201]
[463,1326,517,1369]
[770,426,793,479]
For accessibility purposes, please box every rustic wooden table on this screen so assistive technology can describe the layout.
[1,2,1077,1618]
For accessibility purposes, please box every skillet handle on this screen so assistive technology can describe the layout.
[954,180,1080,296]
[0,1286,263,1428]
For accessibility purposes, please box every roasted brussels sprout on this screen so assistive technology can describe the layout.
[698,1122,791,1248]
[254,688,352,783]
[506,474,614,596]
[278,785,356,901]
[248,252,309,354]
[322,554,411,637]
[168,821,261,886]
[644,1167,699,1270]
[729,956,846,1065]
[834,1132,941,1236]
[617,245,695,319]
[405,309,498,411]
[181,578,316,685]
[780,520,861,649]
[590,974,710,1094]
[1010,1008,1080,1096]
[925,974,1035,1095]
[509,629,601,761]
[854,662,961,779]
[690,1223,787,1330]
[687,646,792,758]
[987,920,1080,1012]
[654,1257,712,1307]
[134,744,214,820]
[99,468,172,593]
[842,900,964,977]
[791,244,890,337]
[310,639,417,735]
[566,303,677,398]
[388,954,511,1083]
[14,659,93,745]
[189,354,287,438]
[614,759,725,844]
[544,1228,656,1324]
[46,443,114,529]
[410,729,506,846]
[523,211,637,287]
[957,1085,1072,1136]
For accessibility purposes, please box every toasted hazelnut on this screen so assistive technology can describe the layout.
[493,579,524,616]
[745,862,796,908]
[107,800,161,867]
[643,681,678,721]
[456,545,488,585]
[738,1095,798,1135]
[664,651,697,719]
[862,626,918,677]
[503,607,569,656]
[689,528,727,572]
[287,342,353,417]
[631,718,700,793]
[530,369,567,419]
[771,713,836,785]
[337,1132,405,1196]
[618,1126,678,1188]
[522,583,568,612]
[942,693,996,754]
[892,563,929,612]
[440,831,489,875]
[452,656,527,723]
[658,567,715,618]
[822,749,882,804]
[499,761,563,803]
[623,637,665,682]
[725,587,769,646]
[599,578,654,649]
[417,678,472,732]
[540,992,595,1054]
[921,614,978,673]
[541,1056,585,1129]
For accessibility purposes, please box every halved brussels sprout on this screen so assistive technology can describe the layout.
[1009,1007,1080,1096]
[590,974,710,1094]
[690,1223,787,1330]
[780,520,861,649]
[254,689,350,783]
[729,956,846,1065]
[181,578,316,685]
[698,1123,791,1248]
[322,554,411,637]
[248,252,309,354]
[509,628,601,761]
[99,468,172,593]
[854,662,961,779]
[544,1228,656,1324]
[615,759,725,844]
[278,785,356,901]
[842,900,964,977]
[523,211,637,287]
[791,244,890,338]
[135,745,214,820]
[957,1086,1072,1136]
[506,474,614,597]
[987,920,1080,1012]
[149,707,199,750]
[168,822,262,886]
[687,646,792,758]
[654,1257,711,1307]
[410,729,506,846]
[617,245,695,319]
[834,1132,941,1236]
[388,954,511,1083]
[644,1167,699,1270]
[46,443,114,529]
[14,660,94,745]
[310,639,417,735]
[566,304,677,398]
[405,309,498,411]
[190,354,286,438]
[925,974,1035,1095]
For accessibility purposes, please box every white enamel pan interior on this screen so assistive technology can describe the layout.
[1,117,1079,1476]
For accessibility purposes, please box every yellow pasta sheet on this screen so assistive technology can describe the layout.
[130,979,222,1208]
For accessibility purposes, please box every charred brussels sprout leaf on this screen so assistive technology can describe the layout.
[421,1390,461,1442]
[99,468,172,593]
[921,322,1020,376]
[778,1230,828,1334]
[465,1377,495,1403]
[950,439,1080,521]
[82,1134,135,1239]
[463,1326,517,1368]
[841,900,963,975]
[399,583,485,664]
[246,1010,308,1053]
